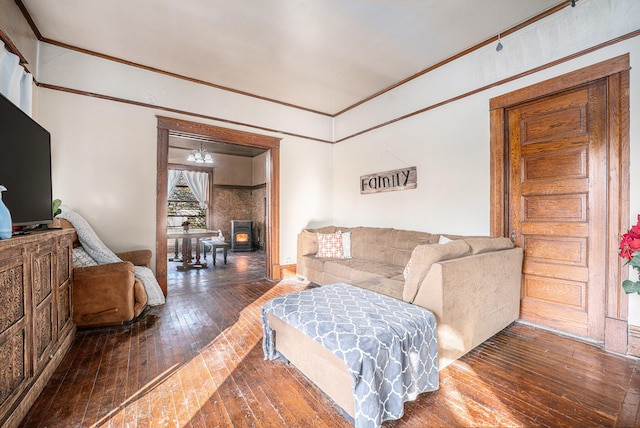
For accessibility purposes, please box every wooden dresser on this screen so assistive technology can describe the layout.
[0,229,76,427]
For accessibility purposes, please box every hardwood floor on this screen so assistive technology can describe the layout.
[19,252,640,427]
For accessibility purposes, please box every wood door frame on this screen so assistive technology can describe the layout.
[156,116,281,295]
[490,54,630,354]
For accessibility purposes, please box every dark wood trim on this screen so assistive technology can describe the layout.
[167,163,213,173]
[336,31,639,143]
[607,69,630,321]
[489,54,631,110]
[39,38,332,117]
[266,147,281,283]
[34,28,640,146]
[606,317,629,355]
[0,26,30,67]
[156,126,170,295]
[213,183,266,191]
[13,0,569,118]
[160,116,282,149]
[278,263,297,280]
[157,117,281,292]
[334,0,571,116]
[489,108,507,238]
[14,0,42,39]
[489,55,631,355]
[37,83,333,144]
[629,325,640,358]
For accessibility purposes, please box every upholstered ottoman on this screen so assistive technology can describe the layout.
[262,283,439,427]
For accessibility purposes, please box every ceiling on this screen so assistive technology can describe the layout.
[22,0,564,115]
[168,135,266,162]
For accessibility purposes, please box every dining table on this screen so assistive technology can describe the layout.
[167,229,220,271]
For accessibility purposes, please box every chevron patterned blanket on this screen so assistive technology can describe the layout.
[262,283,439,428]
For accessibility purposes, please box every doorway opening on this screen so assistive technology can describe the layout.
[156,116,281,295]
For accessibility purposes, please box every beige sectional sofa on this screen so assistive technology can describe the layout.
[267,225,523,418]
[295,225,524,369]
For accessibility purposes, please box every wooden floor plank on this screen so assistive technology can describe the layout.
[16,251,640,427]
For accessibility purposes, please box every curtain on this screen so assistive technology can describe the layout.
[182,171,209,209]
[0,41,32,115]
[168,169,181,197]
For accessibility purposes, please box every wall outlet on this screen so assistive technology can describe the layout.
[286,257,291,264]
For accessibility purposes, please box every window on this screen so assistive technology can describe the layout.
[168,174,206,229]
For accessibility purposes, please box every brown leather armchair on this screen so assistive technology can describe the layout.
[60,218,149,327]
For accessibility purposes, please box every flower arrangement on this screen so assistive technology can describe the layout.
[619,214,640,294]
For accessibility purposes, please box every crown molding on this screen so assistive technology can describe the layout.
[15,0,571,118]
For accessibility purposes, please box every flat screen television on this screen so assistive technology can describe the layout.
[0,92,53,229]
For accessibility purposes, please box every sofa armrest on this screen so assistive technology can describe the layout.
[296,230,319,278]
[73,261,141,327]
[412,247,523,369]
[116,249,152,267]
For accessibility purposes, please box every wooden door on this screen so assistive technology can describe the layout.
[507,81,607,340]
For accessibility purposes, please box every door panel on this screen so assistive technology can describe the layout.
[508,82,607,340]
[523,236,587,265]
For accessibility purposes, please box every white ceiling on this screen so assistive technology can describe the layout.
[23,0,563,115]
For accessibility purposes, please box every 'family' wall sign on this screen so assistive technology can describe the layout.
[360,166,417,194]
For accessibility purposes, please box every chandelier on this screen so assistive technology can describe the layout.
[187,142,213,164]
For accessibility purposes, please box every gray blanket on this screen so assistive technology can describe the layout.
[58,205,165,306]
[262,283,439,428]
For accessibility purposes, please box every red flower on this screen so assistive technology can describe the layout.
[620,230,640,260]
[631,214,640,235]
[620,214,640,295]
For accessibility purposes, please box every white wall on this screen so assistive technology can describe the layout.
[280,136,334,262]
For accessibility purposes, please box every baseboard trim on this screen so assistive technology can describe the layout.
[277,264,297,281]
[628,325,640,358]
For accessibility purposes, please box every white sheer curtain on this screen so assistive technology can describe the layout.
[168,169,181,196]
[182,171,209,209]
[0,41,32,115]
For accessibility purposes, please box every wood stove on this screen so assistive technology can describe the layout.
[231,220,253,251]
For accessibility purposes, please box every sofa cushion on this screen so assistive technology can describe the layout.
[464,237,514,255]
[385,229,437,267]
[324,258,403,283]
[403,240,471,303]
[317,231,344,258]
[390,273,405,282]
[302,254,328,272]
[353,277,404,300]
[349,227,393,263]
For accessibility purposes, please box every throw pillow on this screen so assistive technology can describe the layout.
[316,231,343,258]
[341,231,352,259]
[438,235,453,244]
[72,247,98,268]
